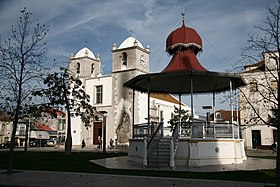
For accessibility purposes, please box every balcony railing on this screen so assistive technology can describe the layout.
[132,121,240,139]
[132,123,149,139]
[190,122,239,139]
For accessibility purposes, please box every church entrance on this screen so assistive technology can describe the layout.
[93,122,102,145]
[252,130,261,149]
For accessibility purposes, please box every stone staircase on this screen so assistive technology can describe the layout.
[147,137,171,167]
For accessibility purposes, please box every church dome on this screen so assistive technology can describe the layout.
[166,22,202,55]
[162,18,207,73]
[75,47,96,59]
[118,36,144,49]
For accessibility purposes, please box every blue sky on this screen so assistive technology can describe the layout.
[0,0,276,114]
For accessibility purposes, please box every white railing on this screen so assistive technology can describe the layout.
[186,122,239,139]
[134,121,240,140]
[132,123,149,139]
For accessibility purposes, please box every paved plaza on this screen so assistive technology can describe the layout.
[0,148,277,187]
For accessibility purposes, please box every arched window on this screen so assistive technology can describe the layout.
[216,112,222,120]
[122,52,127,66]
[91,63,94,74]
[77,62,80,74]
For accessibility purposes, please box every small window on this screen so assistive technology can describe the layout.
[19,126,25,135]
[122,52,127,66]
[58,119,66,131]
[91,63,94,74]
[250,82,257,92]
[96,85,103,104]
[271,80,277,91]
[216,112,222,120]
[77,62,80,74]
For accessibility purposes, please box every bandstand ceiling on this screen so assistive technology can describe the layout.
[124,70,245,94]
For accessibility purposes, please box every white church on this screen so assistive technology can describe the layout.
[69,36,193,148]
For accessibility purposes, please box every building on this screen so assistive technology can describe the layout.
[0,111,11,144]
[240,51,278,149]
[210,110,240,124]
[68,36,194,148]
[0,110,66,146]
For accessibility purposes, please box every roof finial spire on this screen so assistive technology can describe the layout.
[182,7,185,26]
[129,29,134,37]
[85,40,88,47]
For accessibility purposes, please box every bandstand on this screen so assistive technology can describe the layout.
[124,15,247,168]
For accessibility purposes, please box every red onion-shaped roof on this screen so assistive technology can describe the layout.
[162,49,207,73]
[166,22,202,55]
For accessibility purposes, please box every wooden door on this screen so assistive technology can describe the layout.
[93,122,102,145]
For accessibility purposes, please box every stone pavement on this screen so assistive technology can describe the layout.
[91,155,276,172]
[0,170,272,187]
[91,148,276,172]
[0,148,277,187]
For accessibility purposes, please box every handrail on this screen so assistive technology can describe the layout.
[147,122,163,155]
[170,121,180,168]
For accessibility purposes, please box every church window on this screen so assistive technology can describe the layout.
[249,82,257,92]
[96,85,103,104]
[91,63,94,74]
[122,52,127,66]
[77,62,80,74]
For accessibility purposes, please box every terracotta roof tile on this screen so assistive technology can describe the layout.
[35,123,53,131]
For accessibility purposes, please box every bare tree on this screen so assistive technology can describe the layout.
[239,1,280,186]
[35,67,96,155]
[0,8,49,174]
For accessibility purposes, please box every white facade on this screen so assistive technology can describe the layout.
[85,75,112,107]
[0,121,12,144]
[69,36,195,147]
[240,51,278,149]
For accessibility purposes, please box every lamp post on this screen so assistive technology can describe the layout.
[100,111,108,154]
[202,106,212,138]
[202,105,212,123]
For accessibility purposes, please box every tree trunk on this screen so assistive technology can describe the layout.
[7,120,18,174]
[24,119,29,152]
[64,107,72,155]
[7,102,21,174]
[277,127,280,187]
[7,71,23,174]
[277,68,280,187]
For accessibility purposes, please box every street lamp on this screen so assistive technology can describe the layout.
[202,106,212,123]
[100,111,108,154]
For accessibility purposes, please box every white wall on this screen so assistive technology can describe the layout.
[85,75,112,106]
[137,93,148,124]
[152,96,193,134]
[188,139,246,166]
[71,116,82,145]
[128,139,145,157]
[136,93,195,137]
[128,138,247,167]
[242,125,276,149]
[240,64,278,148]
